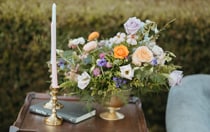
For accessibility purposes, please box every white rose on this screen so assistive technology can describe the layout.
[124,17,144,35]
[77,72,91,89]
[152,45,164,56]
[168,70,183,87]
[120,64,134,80]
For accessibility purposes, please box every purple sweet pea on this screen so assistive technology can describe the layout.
[97,58,107,67]
[168,70,183,87]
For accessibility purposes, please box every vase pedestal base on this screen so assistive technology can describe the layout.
[100,107,124,120]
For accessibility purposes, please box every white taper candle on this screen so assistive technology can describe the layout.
[51,3,58,88]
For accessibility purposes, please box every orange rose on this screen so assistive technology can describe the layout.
[88,31,100,41]
[113,45,129,59]
[132,46,153,65]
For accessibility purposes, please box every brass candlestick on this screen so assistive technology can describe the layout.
[43,87,63,109]
[44,87,63,125]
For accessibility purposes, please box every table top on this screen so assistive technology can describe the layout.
[10,92,148,132]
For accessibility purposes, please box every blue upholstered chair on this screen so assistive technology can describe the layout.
[166,74,210,132]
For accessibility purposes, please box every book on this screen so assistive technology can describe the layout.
[29,100,96,124]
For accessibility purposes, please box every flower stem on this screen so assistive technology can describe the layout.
[76,45,83,55]
[100,66,104,76]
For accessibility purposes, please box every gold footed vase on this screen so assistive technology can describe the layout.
[100,96,125,120]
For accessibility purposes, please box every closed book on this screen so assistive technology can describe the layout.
[29,100,96,123]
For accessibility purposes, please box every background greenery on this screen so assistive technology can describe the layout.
[0,0,209,131]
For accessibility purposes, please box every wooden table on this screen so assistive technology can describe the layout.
[10,92,148,132]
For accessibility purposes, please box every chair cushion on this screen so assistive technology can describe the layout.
[166,74,210,132]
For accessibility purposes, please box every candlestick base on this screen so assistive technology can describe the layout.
[44,87,63,126]
[45,113,63,126]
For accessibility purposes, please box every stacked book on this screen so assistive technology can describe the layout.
[29,100,96,124]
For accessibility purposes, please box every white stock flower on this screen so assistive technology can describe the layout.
[126,34,138,45]
[157,53,166,65]
[120,64,134,80]
[168,70,183,87]
[152,45,164,56]
[147,41,156,49]
[110,32,126,44]
[77,72,91,89]
[68,37,85,48]
[77,37,85,45]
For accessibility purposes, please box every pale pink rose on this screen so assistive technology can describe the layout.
[132,46,153,66]
[124,17,144,35]
[83,41,97,52]
[168,70,183,87]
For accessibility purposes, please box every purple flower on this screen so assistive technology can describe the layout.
[124,17,144,35]
[93,68,101,76]
[151,58,158,66]
[97,58,107,67]
[113,77,127,88]
[58,59,65,69]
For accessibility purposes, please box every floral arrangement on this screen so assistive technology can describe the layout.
[56,17,183,103]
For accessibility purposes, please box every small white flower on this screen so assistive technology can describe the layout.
[157,53,166,65]
[168,70,183,87]
[152,45,164,56]
[146,41,156,49]
[68,37,86,48]
[120,64,134,80]
[77,37,85,45]
[110,32,126,44]
[126,34,138,45]
[77,72,91,89]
